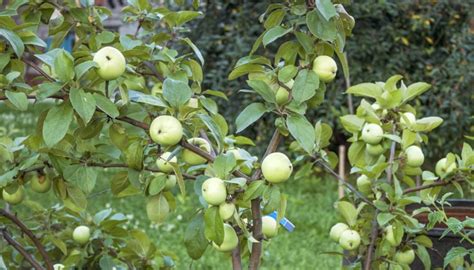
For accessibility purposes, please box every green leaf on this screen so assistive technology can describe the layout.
[36,82,63,101]
[0,28,24,57]
[292,69,319,104]
[339,115,365,134]
[336,201,357,226]
[346,83,383,99]
[415,244,431,270]
[278,65,297,83]
[348,141,366,167]
[5,90,28,111]
[213,154,237,179]
[264,9,285,29]
[125,140,144,170]
[146,194,169,223]
[42,102,73,146]
[70,88,96,124]
[162,78,192,108]
[75,60,98,79]
[181,37,204,65]
[403,82,431,103]
[53,49,75,82]
[247,80,276,103]
[444,247,468,269]
[94,94,119,118]
[228,63,264,80]
[314,121,332,149]
[204,206,224,245]
[148,174,167,196]
[306,10,337,41]
[377,212,395,226]
[63,165,97,194]
[243,180,266,201]
[316,0,337,21]
[184,213,208,260]
[287,114,315,153]
[129,90,167,107]
[197,114,223,150]
[262,26,292,46]
[235,103,266,133]
[414,117,443,132]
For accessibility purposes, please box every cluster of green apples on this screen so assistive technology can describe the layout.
[329,223,361,251]
[1,172,52,205]
[383,225,416,267]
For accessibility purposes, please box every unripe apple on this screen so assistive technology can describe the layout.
[394,249,415,265]
[339,230,361,250]
[164,175,177,190]
[212,224,238,252]
[435,158,457,177]
[30,174,52,193]
[329,222,349,242]
[156,152,177,173]
[2,186,25,205]
[227,148,253,175]
[356,175,372,194]
[361,123,384,145]
[182,138,212,165]
[93,46,126,80]
[275,79,294,105]
[312,55,337,82]
[366,144,384,156]
[72,225,91,244]
[400,112,416,126]
[385,225,402,246]
[261,152,293,183]
[219,202,236,220]
[146,195,170,222]
[262,216,278,238]
[405,145,424,167]
[149,115,183,146]
[202,177,227,206]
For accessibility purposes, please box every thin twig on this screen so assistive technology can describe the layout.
[231,239,242,270]
[249,130,281,270]
[403,178,464,195]
[0,209,53,269]
[1,228,44,270]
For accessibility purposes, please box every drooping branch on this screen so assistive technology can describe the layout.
[249,130,282,270]
[0,228,44,270]
[403,177,465,195]
[0,209,53,270]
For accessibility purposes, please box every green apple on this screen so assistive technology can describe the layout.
[202,177,227,205]
[149,115,183,146]
[2,186,25,205]
[400,112,416,126]
[146,195,170,222]
[394,249,415,265]
[361,123,384,145]
[156,152,177,173]
[261,152,293,183]
[164,175,177,190]
[435,158,457,177]
[219,202,235,220]
[93,46,126,80]
[72,225,91,244]
[356,175,372,194]
[262,216,278,238]
[366,144,384,156]
[227,148,253,175]
[182,138,211,165]
[405,145,424,167]
[312,55,337,82]
[30,174,52,193]
[275,79,294,105]
[339,230,361,250]
[329,222,349,242]
[212,224,238,252]
[385,225,402,246]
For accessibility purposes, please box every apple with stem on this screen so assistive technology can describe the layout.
[339,230,361,250]
[356,175,372,194]
[93,46,126,81]
[262,216,278,238]
[261,152,293,183]
[149,116,183,146]
[361,123,384,145]
[2,186,25,205]
[312,55,337,82]
[30,174,52,193]
[394,248,415,265]
[435,158,457,177]
[156,152,177,173]
[219,202,236,220]
[202,178,227,206]
[329,223,349,242]
[405,145,424,167]
[275,79,294,105]
[72,225,91,245]
[182,138,211,165]
[212,224,238,252]
[385,225,402,247]
[164,175,177,191]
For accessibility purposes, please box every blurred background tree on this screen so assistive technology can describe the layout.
[187,0,473,160]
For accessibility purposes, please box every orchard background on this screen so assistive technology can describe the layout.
[0,0,472,270]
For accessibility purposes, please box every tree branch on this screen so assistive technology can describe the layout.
[1,228,44,270]
[249,130,282,270]
[231,239,242,270]
[403,178,464,195]
[0,209,53,270]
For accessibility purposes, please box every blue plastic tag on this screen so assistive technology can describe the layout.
[267,211,295,232]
